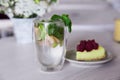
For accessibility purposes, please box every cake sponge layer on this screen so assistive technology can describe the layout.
[76,46,106,61]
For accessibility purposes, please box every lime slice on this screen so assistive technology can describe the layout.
[34,0,40,4]
[52,42,58,48]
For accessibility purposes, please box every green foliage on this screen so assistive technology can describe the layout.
[14,14,24,18]
[13,13,37,18]
[48,23,64,41]
[29,13,37,18]
[51,14,72,33]
[36,14,72,47]
[38,23,46,40]
[0,10,5,14]
[51,0,57,2]
[0,0,58,18]
[49,0,57,5]
[62,14,72,32]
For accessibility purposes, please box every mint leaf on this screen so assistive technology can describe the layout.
[51,15,62,21]
[38,23,46,40]
[48,23,64,41]
[51,14,72,33]
[62,14,72,32]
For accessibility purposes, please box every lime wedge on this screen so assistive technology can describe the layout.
[52,42,58,48]
[34,0,40,4]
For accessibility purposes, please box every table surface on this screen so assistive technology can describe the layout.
[0,25,120,80]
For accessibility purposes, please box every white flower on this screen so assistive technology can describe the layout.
[0,0,57,18]
[39,1,48,9]
[6,8,14,17]
[35,7,46,16]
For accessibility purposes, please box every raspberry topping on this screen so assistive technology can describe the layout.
[76,39,99,52]
[77,45,85,52]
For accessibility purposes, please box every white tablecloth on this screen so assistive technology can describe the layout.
[0,25,120,80]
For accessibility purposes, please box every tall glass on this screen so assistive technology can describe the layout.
[33,18,67,71]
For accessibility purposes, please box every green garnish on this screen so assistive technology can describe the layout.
[38,23,46,40]
[34,0,40,4]
[52,42,58,48]
[51,14,72,33]
[36,14,72,47]
[48,23,64,41]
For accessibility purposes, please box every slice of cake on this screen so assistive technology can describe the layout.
[76,40,106,61]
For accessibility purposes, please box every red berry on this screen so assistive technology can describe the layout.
[85,42,93,51]
[91,39,95,43]
[93,43,99,49]
[80,40,86,46]
[77,45,85,52]
[77,39,99,52]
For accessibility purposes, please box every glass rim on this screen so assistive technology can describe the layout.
[33,17,64,24]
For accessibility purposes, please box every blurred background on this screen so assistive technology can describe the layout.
[0,0,120,38]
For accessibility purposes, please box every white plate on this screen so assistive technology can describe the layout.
[66,50,114,66]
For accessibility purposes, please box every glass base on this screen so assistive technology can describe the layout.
[40,65,63,72]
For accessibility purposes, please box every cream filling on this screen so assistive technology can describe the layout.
[76,46,106,61]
